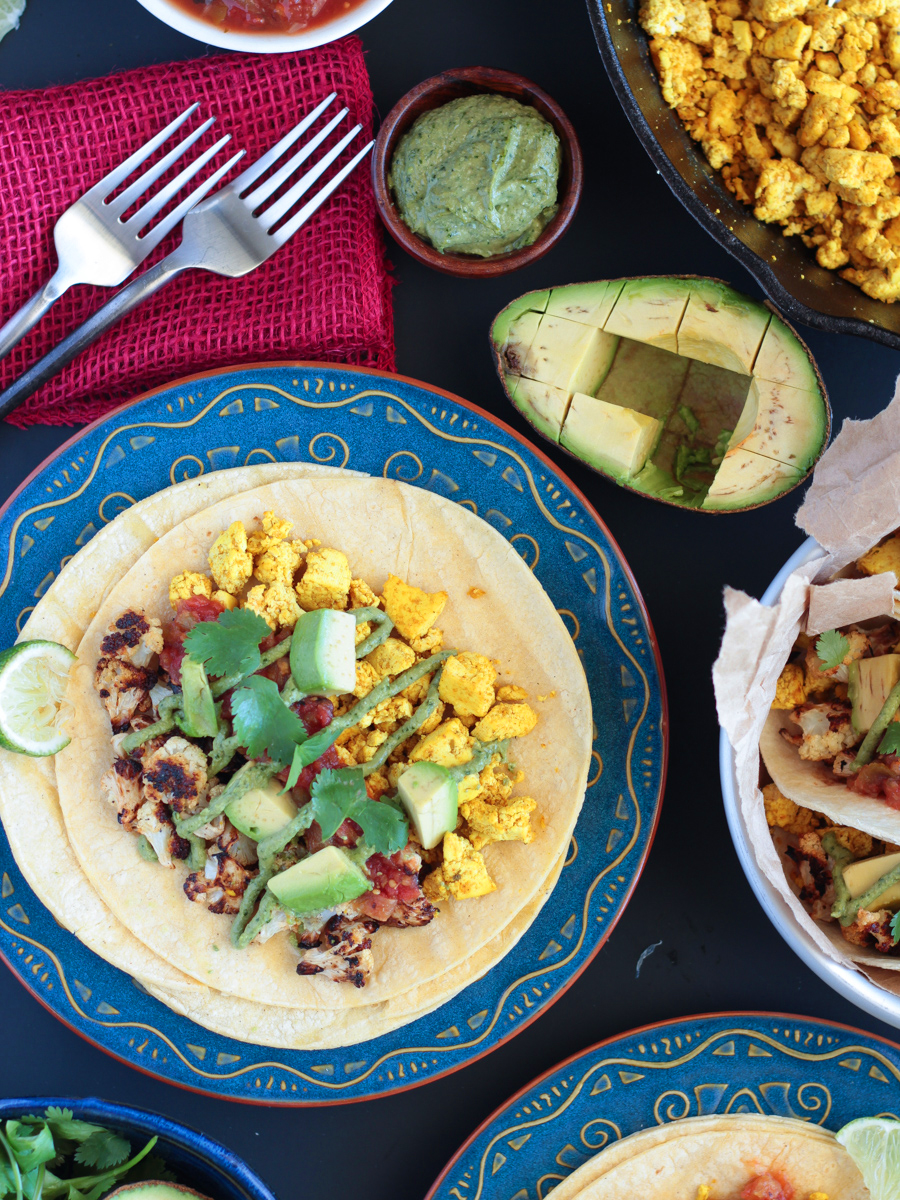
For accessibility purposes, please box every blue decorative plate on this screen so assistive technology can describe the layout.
[426,1011,900,1200]
[0,363,666,1104]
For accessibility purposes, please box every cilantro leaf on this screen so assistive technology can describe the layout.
[41,1109,104,1143]
[892,911,900,946]
[5,1123,56,1174]
[356,795,408,855]
[74,1130,130,1171]
[879,721,900,757]
[310,768,364,840]
[815,628,850,672]
[183,608,270,680]
[309,768,408,855]
[231,675,307,767]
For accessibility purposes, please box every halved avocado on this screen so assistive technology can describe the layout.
[490,276,831,513]
[104,1184,212,1200]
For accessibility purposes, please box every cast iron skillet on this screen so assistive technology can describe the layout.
[585,0,900,349]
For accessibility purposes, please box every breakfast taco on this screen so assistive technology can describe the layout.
[544,1114,869,1200]
[54,474,590,1012]
[753,532,900,965]
[0,462,578,1047]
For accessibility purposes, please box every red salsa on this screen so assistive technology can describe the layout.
[169,0,368,34]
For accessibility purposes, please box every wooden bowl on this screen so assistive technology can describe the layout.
[371,67,583,278]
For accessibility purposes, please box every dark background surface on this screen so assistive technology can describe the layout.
[0,1,899,1197]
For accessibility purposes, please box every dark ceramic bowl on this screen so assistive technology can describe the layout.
[586,0,900,349]
[371,66,583,278]
[0,1098,275,1200]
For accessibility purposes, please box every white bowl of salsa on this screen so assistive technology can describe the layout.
[135,0,393,51]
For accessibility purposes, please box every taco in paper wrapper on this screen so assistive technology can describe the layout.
[716,381,900,994]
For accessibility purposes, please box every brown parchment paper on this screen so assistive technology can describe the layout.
[714,382,900,992]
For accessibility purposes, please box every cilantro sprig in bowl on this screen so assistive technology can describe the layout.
[0,1099,275,1200]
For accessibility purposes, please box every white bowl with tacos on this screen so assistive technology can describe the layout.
[719,533,900,1032]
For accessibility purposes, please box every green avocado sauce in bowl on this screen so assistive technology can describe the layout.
[372,67,583,278]
[388,94,560,259]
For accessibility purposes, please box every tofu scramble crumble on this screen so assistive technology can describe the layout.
[92,510,542,987]
[640,0,900,301]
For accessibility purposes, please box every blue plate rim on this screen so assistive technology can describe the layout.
[0,360,669,1105]
[424,1008,900,1199]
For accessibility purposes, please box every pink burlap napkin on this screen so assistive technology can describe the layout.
[0,44,394,428]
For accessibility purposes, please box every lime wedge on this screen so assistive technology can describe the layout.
[837,1116,900,1200]
[0,640,76,756]
[0,0,25,43]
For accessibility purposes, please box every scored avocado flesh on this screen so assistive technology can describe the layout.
[493,277,829,511]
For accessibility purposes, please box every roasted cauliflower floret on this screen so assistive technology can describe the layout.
[858,533,900,579]
[461,795,537,851]
[432,832,496,899]
[473,702,538,742]
[99,610,163,667]
[410,718,474,768]
[244,582,301,630]
[762,782,819,833]
[382,574,448,641]
[254,540,303,588]
[142,736,208,816]
[296,547,352,611]
[133,800,188,868]
[790,701,860,760]
[438,652,497,719]
[169,572,213,607]
[772,661,809,709]
[246,510,293,555]
[184,851,253,915]
[208,521,253,595]
[366,637,417,676]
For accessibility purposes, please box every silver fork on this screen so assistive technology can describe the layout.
[0,94,373,421]
[0,105,239,363]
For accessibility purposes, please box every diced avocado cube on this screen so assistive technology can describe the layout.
[520,314,619,395]
[507,375,572,443]
[603,276,691,353]
[848,655,900,735]
[502,310,542,376]
[290,609,356,696]
[561,394,660,480]
[544,280,625,328]
[268,845,369,914]
[177,656,217,738]
[752,316,820,392]
[226,777,298,841]
[397,761,458,850]
[677,280,771,375]
[702,447,801,510]
[843,851,900,909]
[730,377,829,472]
[490,289,551,349]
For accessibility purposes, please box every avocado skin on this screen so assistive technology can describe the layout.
[490,275,831,514]
[104,1184,212,1200]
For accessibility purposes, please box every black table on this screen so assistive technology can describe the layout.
[2,2,899,1197]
